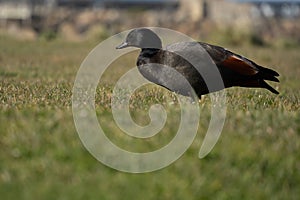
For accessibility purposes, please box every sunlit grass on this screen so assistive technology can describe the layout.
[0,36,299,199]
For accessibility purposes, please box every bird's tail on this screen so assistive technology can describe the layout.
[238,65,280,94]
[258,66,280,83]
[260,79,279,94]
[254,65,279,94]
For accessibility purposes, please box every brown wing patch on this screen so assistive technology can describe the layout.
[222,55,258,76]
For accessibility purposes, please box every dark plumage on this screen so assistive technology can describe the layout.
[116,28,279,98]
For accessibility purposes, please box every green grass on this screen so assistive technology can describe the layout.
[0,35,299,200]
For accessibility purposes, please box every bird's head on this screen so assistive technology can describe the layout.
[116,28,162,50]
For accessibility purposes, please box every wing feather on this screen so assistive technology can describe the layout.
[221,55,259,76]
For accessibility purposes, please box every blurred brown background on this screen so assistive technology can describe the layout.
[0,0,299,46]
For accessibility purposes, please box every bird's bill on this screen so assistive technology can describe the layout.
[116,42,129,49]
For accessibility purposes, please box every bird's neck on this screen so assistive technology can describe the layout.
[140,48,160,56]
[137,48,161,66]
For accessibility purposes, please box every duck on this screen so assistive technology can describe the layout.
[116,28,279,99]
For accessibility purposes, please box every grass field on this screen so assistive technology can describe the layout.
[0,35,299,200]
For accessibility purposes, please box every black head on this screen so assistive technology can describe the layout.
[116,28,162,49]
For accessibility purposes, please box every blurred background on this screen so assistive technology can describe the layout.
[0,0,300,45]
[0,1,299,200]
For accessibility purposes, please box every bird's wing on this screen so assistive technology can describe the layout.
[166,41,260,76]
[165,42,210,62]
[220,54,259,76]
[165,41,216,72]
[198,42,260,76]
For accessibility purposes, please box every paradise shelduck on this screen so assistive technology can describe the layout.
[116,28,279,98]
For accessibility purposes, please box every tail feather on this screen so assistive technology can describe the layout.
[238,79,279,94]
[256,64,279,76]
[262,74,280,82]
[260,80,279,94]
[257,65,280,83]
